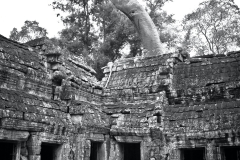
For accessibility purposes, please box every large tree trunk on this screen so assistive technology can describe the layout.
[110,0,164,57]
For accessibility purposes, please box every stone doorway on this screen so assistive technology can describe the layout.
[0,141,17,160]
[181,148,206,160]
[120,143,141,160]
[41,143,62,160]
[90,141,105,160]
[221,146,240,160]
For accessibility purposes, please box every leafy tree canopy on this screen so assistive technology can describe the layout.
[9,1,178,80]
[51,0,178,80]
[9,20,48,43]
[7,1,183,80]
[182,0,240,55]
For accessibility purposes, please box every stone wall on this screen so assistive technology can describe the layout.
[164,53,240,160]
[101,53,183,160]
[1,34,240,160]
[0,35,108,160]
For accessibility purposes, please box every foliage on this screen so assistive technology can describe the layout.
[146,0,177,45]
[51,0,178,80]
[182,0,240,55]
[51,0,111,80]
[9,20,48,43]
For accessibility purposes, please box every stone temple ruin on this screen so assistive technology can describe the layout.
[1,33,240,160]
[1,1,240,159]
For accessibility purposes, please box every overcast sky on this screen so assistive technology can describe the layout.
[0,0,240,39]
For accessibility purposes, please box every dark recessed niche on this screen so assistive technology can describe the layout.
[0,141,17,160]
[119,143,141,160]
[90,141,105,160]
[41,143,62,160]
[181,148,205,160]
[221,146,240,160]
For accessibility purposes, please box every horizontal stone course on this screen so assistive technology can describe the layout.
[1,34,240,160]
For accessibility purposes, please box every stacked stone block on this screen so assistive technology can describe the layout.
[1,33,240,160]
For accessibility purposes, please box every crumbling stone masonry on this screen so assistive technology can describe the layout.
[0,34,240,160]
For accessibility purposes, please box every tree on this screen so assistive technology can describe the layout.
[52,0,110,80]
[182,0,240,55]
[52,0,136,79]
[51,0,177,79]
[9,20,48,43]
[110,0,165,56]
[145,0,180,51]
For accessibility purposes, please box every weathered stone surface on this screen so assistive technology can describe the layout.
[1,34,240,160]
[0,129,29,141]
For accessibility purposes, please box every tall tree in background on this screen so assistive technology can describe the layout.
[51,0,177,79]
[52,0,112,80]
[52,0,139,59]
[9,20,48,43]
[146,0,179,50]
[110,0,165,56]
[52,0,97,56]
[182,0,240,55]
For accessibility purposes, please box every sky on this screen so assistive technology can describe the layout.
[0,0,64,38]
[163,0,240,20]
[0,0,240,39]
